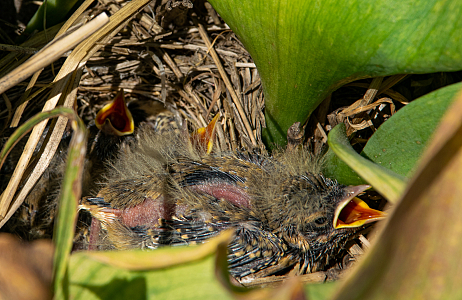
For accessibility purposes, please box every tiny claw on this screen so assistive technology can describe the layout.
[95,89,135,136]
[191,113,220,154]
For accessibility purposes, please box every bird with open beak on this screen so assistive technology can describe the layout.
[80,114,386,280]
[3,89,138,241]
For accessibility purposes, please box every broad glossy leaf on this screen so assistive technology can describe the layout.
[361,82,462,177]
[207,0,462,146]
[323,82,461,186]
[332,79,462,299]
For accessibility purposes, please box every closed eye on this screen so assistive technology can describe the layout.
[314,217,328,227]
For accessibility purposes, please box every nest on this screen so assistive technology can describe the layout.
[1,0,461,289]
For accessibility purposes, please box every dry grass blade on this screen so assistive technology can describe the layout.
[1,93,12,131]
[1,71,81,229]
[9,0,97,128]
[362,77,383,106]
[56,0,97,36]
[0,13,109,95]
[10,72,42,128]
[342,98,393,117]
[0,14,109,223]
[196,22,257,147]
[0,0,152,228]
[377,74,408,95]
[341,78,384,116]
[0,24,61,75]
[0,108,73,170]
[345,82,409,104]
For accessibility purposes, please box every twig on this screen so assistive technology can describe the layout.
[196,21,257,147]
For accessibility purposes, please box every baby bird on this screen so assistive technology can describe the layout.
[2,90,137,240]
[80,116,385,279]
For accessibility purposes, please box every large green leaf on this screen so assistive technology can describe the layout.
[361,82,462,177]
[207,0,462,146]
[68,253,232,300]
[66,233,236,300]
[333,75,462,300]
[323,82,461,185]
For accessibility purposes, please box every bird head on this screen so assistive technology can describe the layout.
[259,173,385,257]
[95,89,134,136]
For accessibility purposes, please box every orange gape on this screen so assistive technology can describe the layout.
[95,89,134,136]
[80,113,386,279]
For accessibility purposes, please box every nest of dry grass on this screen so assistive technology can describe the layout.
[1,0,461,288]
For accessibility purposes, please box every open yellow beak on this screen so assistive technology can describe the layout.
[95,89,134,136]
[190,113,220,154]
[333,185,387,229]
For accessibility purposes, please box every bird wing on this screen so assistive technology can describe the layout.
[227,222,292,278]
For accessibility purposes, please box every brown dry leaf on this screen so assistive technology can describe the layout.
[333,88,462,299]
[0,234,54,300]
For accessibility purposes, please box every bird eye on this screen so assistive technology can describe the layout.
[314,217,328,227]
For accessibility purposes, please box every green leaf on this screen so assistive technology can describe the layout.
[323,82,461,186]
[68,255,232,300]
[67,236,234,300]
[322,148,366,186]
[327,123,406,203]
[304,282,339,300]
[25,0,83,34]
[332,76,462,300]
[361,82,462,178]
[77,230,234,271]
[207,0,462,146]
[52,109,87,297]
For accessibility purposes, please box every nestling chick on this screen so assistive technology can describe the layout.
[2,90,138,240]
[81,116,385,279]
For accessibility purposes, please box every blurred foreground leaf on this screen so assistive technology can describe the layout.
[79,230,234,271]
[68,232,235,300]
[304,282,338,300]
[68,255,231,300]
[333,88,462,299]
[0,234,54,300]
